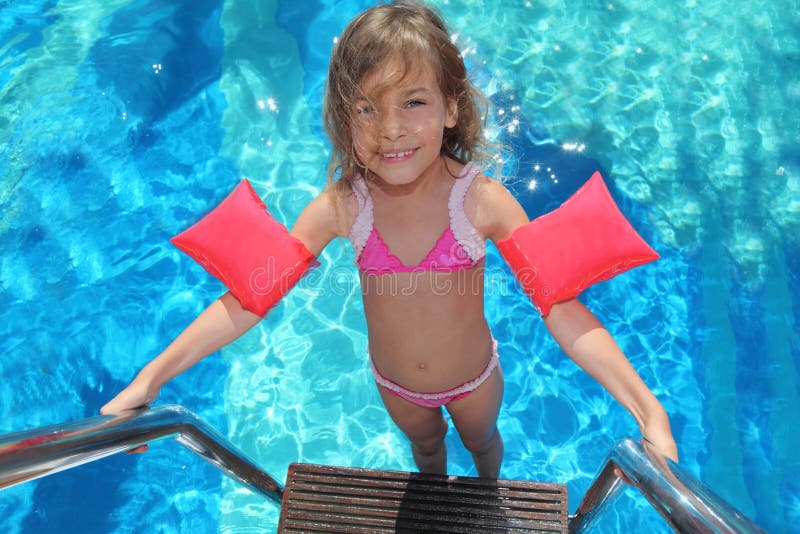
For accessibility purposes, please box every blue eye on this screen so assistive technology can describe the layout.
[356,105,376,116]
[406,99,425,108]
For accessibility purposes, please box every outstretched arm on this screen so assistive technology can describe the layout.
[477,174,678,462]
[543,299,678,462]
[101,186,342,415]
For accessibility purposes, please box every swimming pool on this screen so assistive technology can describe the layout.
[1,0,797,532]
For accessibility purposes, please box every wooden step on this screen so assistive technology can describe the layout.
[278,463,568,533]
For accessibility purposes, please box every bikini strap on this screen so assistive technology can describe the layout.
[448,162,486,261]
[347,174,374,258]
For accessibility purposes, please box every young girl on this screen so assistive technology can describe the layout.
[101,1,678,478]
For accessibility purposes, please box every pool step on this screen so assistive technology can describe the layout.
[278,463,568,533]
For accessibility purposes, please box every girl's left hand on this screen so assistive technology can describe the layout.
[642,423,679,463]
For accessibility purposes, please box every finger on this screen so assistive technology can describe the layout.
[614,467,633,485]
[124,445,149,454]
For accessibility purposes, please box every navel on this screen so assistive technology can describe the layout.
[417,362,427,371]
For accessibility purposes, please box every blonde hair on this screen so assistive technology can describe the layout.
[323,1,489,185]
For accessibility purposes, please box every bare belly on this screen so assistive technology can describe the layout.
[360,264,494,392]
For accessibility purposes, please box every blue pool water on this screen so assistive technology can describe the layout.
[1,0,798,532]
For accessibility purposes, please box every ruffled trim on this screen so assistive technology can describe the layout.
[448,162,486,262]
[369,338,499,401]
[348,164,486,265]
[347,174,373,259]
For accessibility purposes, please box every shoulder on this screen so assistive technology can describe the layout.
[291,179,358,256]
[465,171,529,243]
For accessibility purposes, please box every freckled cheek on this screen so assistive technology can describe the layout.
[410,116,442,138]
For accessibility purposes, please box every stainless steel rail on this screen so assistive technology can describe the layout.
[569,437,766,533]
[0,410,768,533]
[0,405,283,504]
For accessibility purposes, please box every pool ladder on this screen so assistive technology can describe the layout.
[0,405,765,533]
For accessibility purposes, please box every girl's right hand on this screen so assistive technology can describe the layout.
[100,378,159,454]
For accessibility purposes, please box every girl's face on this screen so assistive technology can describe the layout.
[351,57,457,187]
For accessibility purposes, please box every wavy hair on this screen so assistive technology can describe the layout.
[323,1,489,185]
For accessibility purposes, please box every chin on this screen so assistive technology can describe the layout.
[370,169,423,186]
[367,158,443,186]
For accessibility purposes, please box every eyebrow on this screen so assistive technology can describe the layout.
[400,86,433,97]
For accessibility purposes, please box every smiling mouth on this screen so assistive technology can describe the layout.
[380,148,416,160]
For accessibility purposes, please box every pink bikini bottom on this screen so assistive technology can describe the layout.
[369,339,500,408]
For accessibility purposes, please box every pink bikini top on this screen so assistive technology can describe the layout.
[348,162,486,274]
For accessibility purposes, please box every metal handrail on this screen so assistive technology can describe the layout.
[0,405,283,504]
[0,410,768,533]
[569,437,766,533]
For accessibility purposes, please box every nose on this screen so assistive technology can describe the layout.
[379,105,406,141]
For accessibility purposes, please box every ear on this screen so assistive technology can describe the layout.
[445,97,458,128]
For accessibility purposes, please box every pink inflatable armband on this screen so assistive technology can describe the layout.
[497,172,659,316]
[171,179,317,316]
